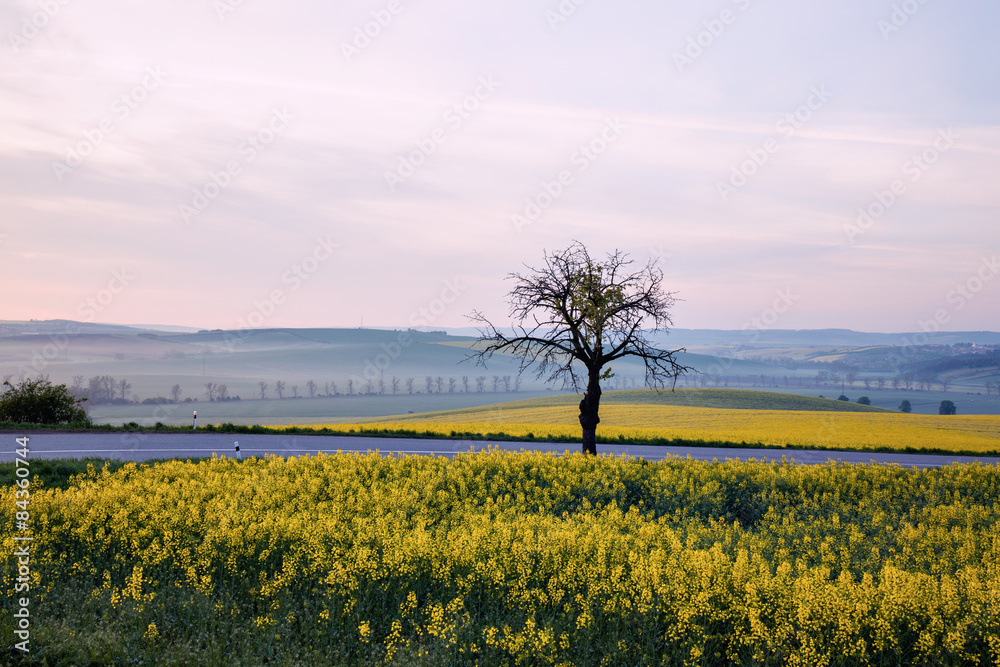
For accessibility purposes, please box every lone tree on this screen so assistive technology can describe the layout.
[471,242,691,455]
[939,399,957,415]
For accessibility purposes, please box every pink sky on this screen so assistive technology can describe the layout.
[2,0,998,333]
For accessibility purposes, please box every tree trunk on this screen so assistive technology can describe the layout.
[578,372,602,455]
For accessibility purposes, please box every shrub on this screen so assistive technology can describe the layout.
[0,378,91,425]
[899,399,912,413]
[939,400,957,415]
[857,396,871,405]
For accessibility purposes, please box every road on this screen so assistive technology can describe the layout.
[2,432,999,468]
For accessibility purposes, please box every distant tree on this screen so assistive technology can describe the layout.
[275,380,286,399]
[502,375,512,392]
[365,380,374,395]
[448,378,456,393]
[899,399,912,413]
[891,377,900,391]
[347,378,354,396]
[324,381,330,396]
[0,379,90,425]
[435,376,444,393]
[837,395,849,402]
[857,396,871,405]
[204,382,217,401]
[845,370,857,389]
[170,384,182,403]
[476,376,486,393]
[876,376,885,391]
[391,376,400,395]
[862,378,871,391]
[101,375,116,402]
[462,376,470,393]
[291,385,299,399]
[939,378,951,392]
[71,375,86,397]
[986,381,995,397]
[306,380,317,398]
[425,376,433,394]
[258,381,268,400]
[377,378,384,395]
[117,378,132,402]
[216,384,229,400]
[939,400,957,415]
[515,376,523,392]
[492,375,500,392]
[330,380,338,396]
[405,377,414,394]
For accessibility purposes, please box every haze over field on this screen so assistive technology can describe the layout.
[1,1,998,334]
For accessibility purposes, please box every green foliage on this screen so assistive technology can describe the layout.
[939,399,957,415]
[899,399,912,413]
[857,396,871,405]
[837,394,849,401]
[0,378,90,425]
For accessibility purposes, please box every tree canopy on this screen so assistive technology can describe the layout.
[0,378,90,425]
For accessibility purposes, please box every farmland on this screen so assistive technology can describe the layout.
[2,451,999,665]
[275,389,1000,456]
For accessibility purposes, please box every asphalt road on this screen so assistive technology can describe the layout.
[2,432,999,469]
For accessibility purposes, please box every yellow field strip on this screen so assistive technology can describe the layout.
[276,405,1000,453]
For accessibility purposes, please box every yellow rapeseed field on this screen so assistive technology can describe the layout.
[282,404,1000,454]
[4,451,998,665]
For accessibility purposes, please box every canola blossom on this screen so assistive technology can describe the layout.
[283,405,1000,454]
[2,451,1000,665]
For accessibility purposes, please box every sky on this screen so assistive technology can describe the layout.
[1,0,998,335]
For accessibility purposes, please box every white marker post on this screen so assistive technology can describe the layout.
[192,410,197,429]
[234,441,242,461]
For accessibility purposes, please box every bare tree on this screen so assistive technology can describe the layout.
[462,376,470,393]
[377,378,385,395]
[476,376,486,393]
[391,376,400,395]
[492,375,500,392]
[435,376,444,393]
[471,241,690,455]
[306,380,317,398]
[501,375,512,392]
[330,380,338,396]
[117,378,132,402]
[258,381,268,400]
[448,377,457,393]
[170,384,182,403]
[405,377,414,394]
[347,378,354,395]
[291,385,299,399]
[365,379,374,395]
[204,382,217,401]
[216,384,229,400]
[425,376,434,394]
[275,380,286,399]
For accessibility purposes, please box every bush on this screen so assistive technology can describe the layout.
[899,399,912,413]
[939,400,957,415]
[837,395,849,401]
[0,378,91,425]
[857,396,871,405]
